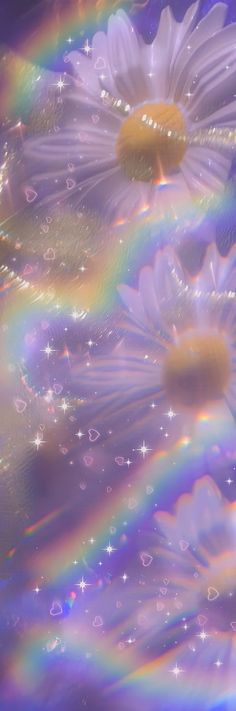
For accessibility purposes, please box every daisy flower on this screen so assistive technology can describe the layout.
[21,2,236,223]
[74,242,236,440]
[107,476,236,711]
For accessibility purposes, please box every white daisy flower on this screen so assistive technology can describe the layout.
[108,476,236,711]
[22,2,236,223]
[74,242,236,441]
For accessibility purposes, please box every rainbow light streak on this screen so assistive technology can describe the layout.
[24,407,235,584]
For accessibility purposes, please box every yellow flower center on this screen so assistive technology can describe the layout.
[116,102,187,182]
[162,332,231,409]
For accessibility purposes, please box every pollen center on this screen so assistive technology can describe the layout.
[162,332,231,409]
[116,102,187,182]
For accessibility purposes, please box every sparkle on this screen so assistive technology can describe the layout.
[75,577,91,593]
[214,659,223,668]
[136,440,152,459]
[121,573,128,582]
[150,402,157,409]
[170,664,184,678]
[31,433,45,451]
[165,408,176,420]
[104,542,116,555]
[53,75,68,93]
[82,39,92,55]
[41,342,56,359]
[197,630,209,642]
[33,586,41,593]
[126,459,132,467]
[58,399,72,414]
[75,430,84,439]
[225,477,234,485]
[87,339,95,348]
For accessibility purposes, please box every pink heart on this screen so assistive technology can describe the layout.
[230,621,236,632]
[66,178,76,190]
[207,586,219,601]
[91,114,100,125]
[14,398,27,414]
[197,615,208,627]
[140,552,153,567]
[146,485,154,495]
[53,383,63,395]
[92,615,103,627]
[50,601,62,616]
[44,248,55,261]
[24,187,38,203]
[41,223,49,233]
[23,264,33,275]
[83,455,93,467]
[115,457,125,466]
[94,57,106,71]
[88,428,100,442]
[179,539,189,551]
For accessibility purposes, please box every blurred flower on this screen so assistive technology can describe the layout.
[107,476,236,711]
[21,2,236,223]
[75,242,236,439]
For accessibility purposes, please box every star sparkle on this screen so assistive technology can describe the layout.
[170,664,184,678]
[53,75,69,93]
[58,399,72,414]
[103,542,116,555]
[75,430,84,439]
[75,577,91,593]
[165,408,176,420]
[214,659,223,668]
[197,630,210,643]
[31,433,45,451]
[121,573,128,582]
[82,39,93,55]
[136,440,152,459]
[41,342,56,359]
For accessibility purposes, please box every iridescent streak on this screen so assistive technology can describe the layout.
[27,408,235,584]
[24,506,66,537]
[103,91,236,152]
[135,103,236,152]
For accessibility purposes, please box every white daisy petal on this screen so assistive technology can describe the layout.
[143,6,179,100]
[142,3,199,102]
[139,265,162,329]
[107,9,148,104]
[171,3,227,102]
[195,99,236,129]
[187,52,236,123]
[182,146,231,196]
[92,30,120,98]
[67,51,100,95]
[118,284,149,328]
